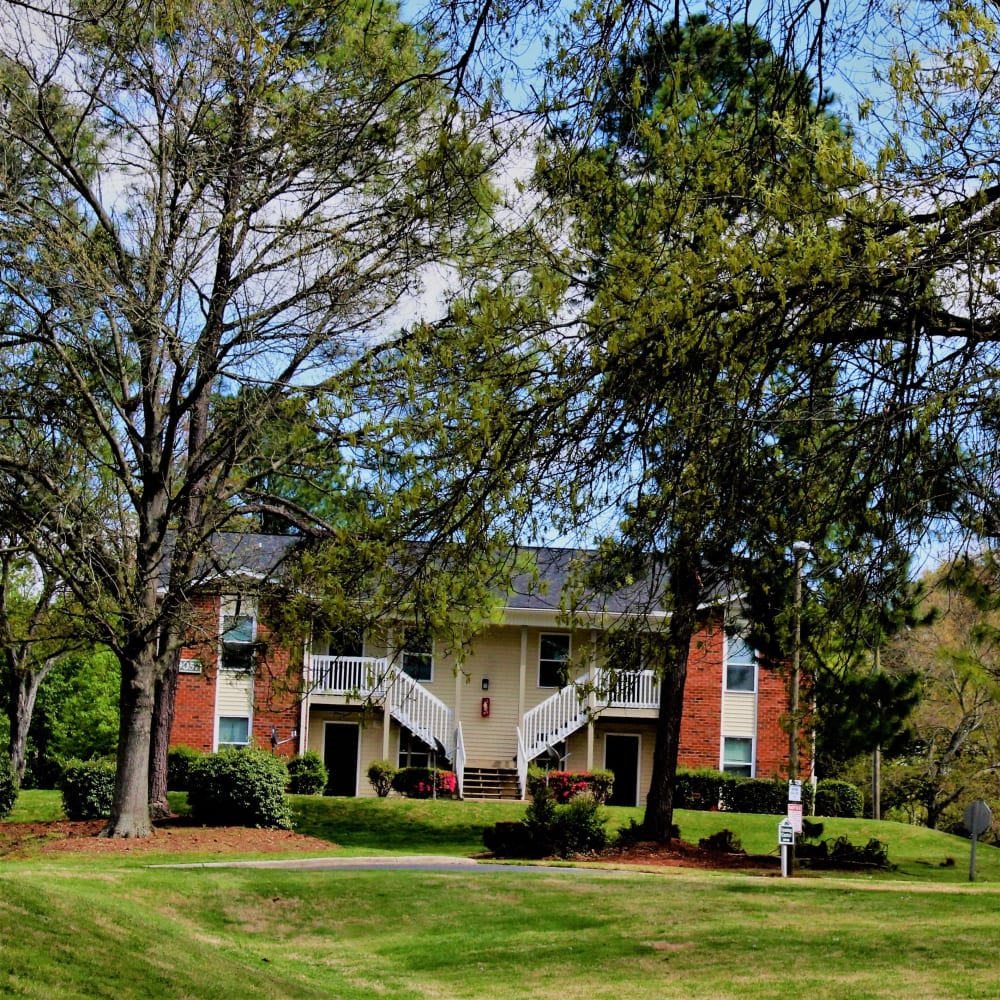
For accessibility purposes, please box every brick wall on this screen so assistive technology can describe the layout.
[170,594,302,757]
[172,595,221,752]
[676,614,724,770]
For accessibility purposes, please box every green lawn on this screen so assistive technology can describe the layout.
[3,792,1000,998]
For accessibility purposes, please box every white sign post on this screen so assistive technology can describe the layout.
[778,819,795,878]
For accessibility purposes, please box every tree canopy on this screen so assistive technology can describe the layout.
[0,0,506,835]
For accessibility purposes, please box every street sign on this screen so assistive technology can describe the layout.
[964,799,993,883]
[787,801,803,832]
[964,800,992,837]
[778,819,795,845]
[788,779,802,803]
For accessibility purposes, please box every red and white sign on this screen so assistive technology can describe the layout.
[787,801,803,833]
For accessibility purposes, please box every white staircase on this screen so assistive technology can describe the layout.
[310,655,455,762]
[516,667,660,796]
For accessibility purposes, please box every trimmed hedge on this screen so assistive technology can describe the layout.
[187,746,292,829]
[674,769,731,810]
[60,758,116,820]
[167,745,203,792]
[526,767,615,804]
[391,766,457,798]
[720,776,814,815]
[674,769,816,816]
[287,751,328,795]
[0,755,17,819]
[815,779,864,818]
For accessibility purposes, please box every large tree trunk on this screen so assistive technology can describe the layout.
[642,554,704,843]
[104,648,157,838]
[149,648,181,820]
[9,668,49,785]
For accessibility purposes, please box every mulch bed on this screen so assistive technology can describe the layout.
[0,820,781,871]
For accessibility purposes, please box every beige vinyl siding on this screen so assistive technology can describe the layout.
[306,709,387,798]
[721,691,756,737]
[522,627,587,711]
[216,670,253,715]
[456,625,523,765]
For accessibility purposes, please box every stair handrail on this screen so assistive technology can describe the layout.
[454,723,466,799]
[515,726,527,800]
[521,671,591,763]
[384,665,454,759]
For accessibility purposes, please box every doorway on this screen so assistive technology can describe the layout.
[323,722,360,796]
[605,733,640,807]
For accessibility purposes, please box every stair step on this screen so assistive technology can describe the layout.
[462,767,521,800]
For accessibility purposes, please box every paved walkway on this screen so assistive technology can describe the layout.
[151,856,612,874]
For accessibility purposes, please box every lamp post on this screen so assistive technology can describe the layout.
[788,541,810,783]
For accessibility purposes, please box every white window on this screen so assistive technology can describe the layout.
[726,636,756,693]
[218,716,250,748]
[538,633,570,688]
[398,730,431,768]
[402,627,433,682]
[221,599,256,672]
[722,736,754,777]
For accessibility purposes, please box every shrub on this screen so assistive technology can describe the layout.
[615,818,680,847]
[367,759,397,797]
[698,829,743,853]
[525,768,615,804]
[827,835,891,869]
[391,766,457,799]
[522,783,559,857]
[60,758,116,820]
[0,755,17,819]
[187,746,292,829]
[483,820,536,857]
[675,768,733,810]
[167,745,202,792]
[554,793,608,856]
[287,751,328,795]
[719,777,814,815]
[815,779,864,818]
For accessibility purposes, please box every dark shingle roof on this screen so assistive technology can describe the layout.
[175,532,730,617]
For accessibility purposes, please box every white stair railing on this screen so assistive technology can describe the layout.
[515,726,528,800]
[594,666,661,709]
[520,668,661,766]
[521,674,591,764]
[310,655,455,763]
[454,723,466,799]
[384,667,454,761]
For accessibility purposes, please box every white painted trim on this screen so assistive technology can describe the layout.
[723,632,758,694]
[537,631,572,689]
[720,734,756,777]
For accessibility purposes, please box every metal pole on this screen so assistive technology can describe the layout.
[789,543,809,782]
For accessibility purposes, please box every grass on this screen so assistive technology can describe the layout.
[4,792,1000,998]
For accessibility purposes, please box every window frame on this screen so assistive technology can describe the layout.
[721,736,755,777]
[725,635,757,693]
[538,632,571,689]
[217,715,251,749]
[397,730,431,768]
[401,626,433,682]
[220,598,257,673]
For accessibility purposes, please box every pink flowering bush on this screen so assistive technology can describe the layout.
[392,766,458,798]
[526,768,614,804]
